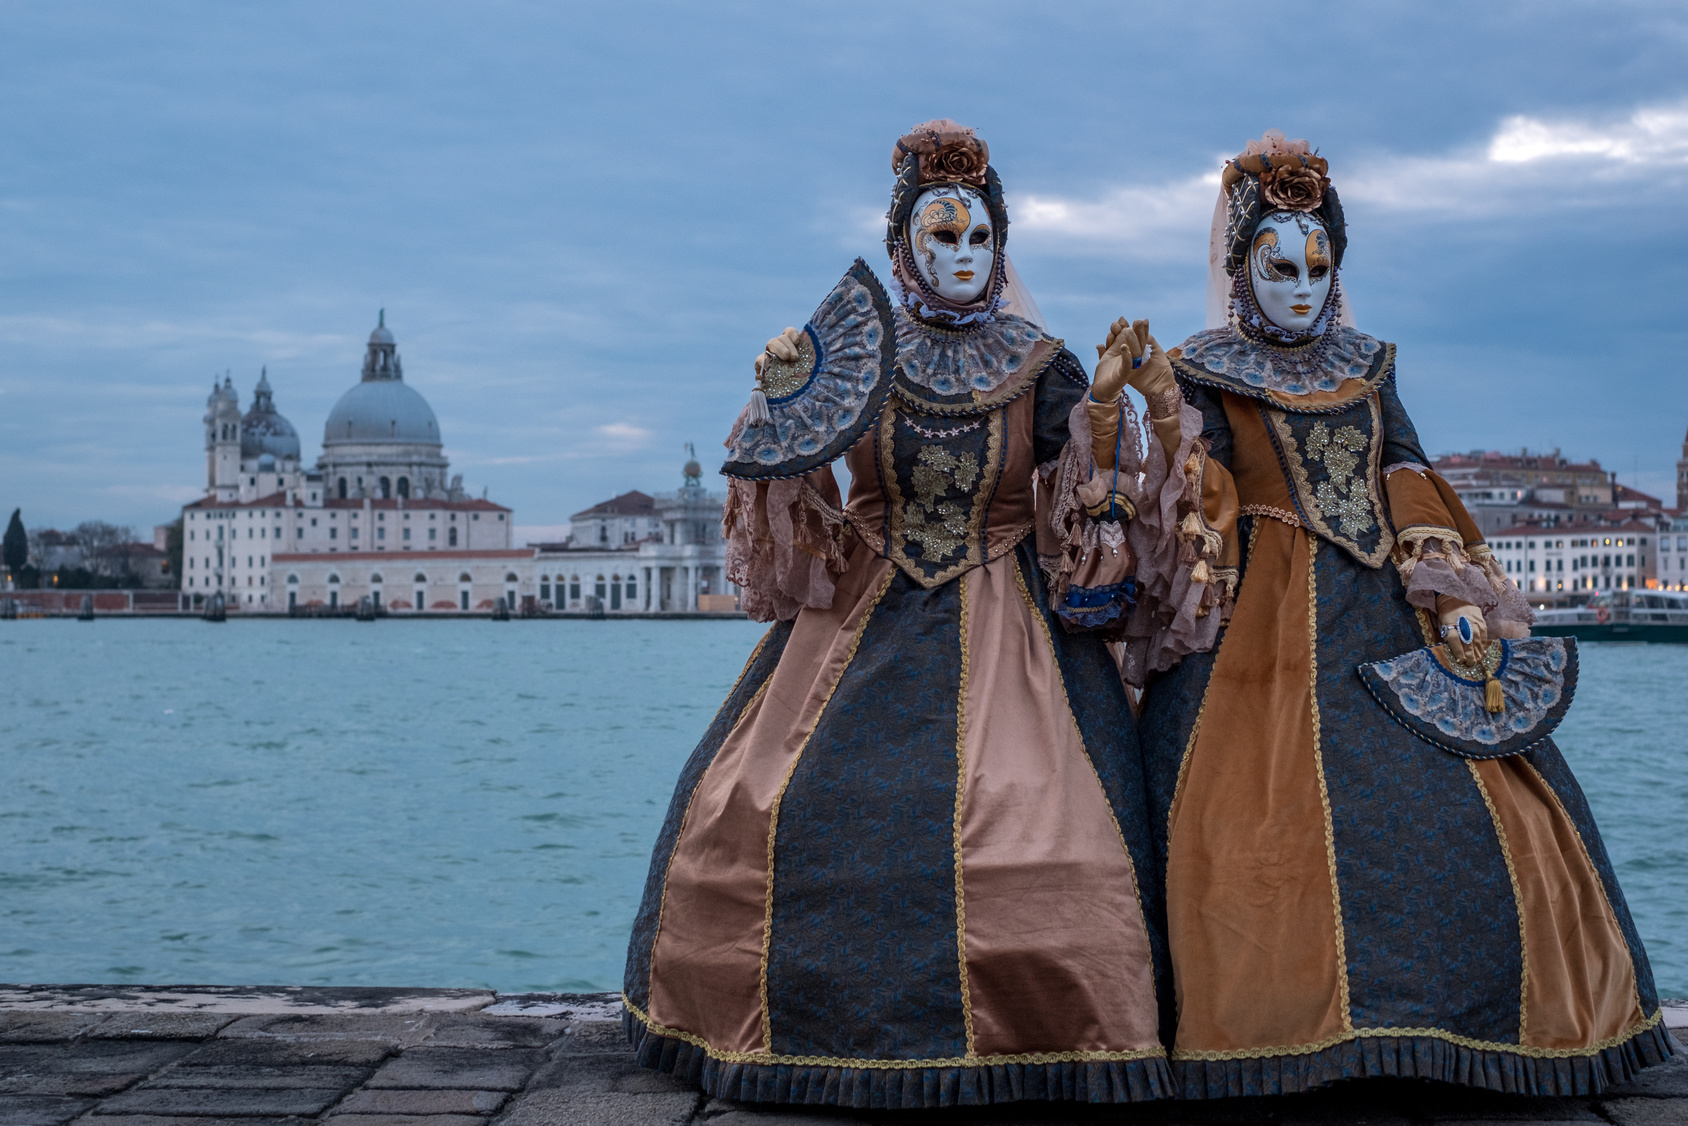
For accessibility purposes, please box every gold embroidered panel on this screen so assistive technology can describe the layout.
[1261,394,1395,568]
[876,401,1005,587]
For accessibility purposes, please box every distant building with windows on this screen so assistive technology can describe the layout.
[180,314,516,611]
[1490,522,1658,601]
[178,314,734,614]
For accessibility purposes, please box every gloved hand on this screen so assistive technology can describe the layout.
[1436,595,1490,666]
[1092,318,1180,470]
[753,328,804,379]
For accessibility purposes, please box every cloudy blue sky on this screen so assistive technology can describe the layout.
[3,1,1687,537]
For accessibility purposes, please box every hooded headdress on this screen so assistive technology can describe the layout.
[1204,129,1353,335]
[884,120,1044,329]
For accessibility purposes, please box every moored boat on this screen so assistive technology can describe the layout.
[1533,590,1688,642]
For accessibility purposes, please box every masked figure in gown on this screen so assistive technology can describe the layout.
[621,121,1175,1109]
[1088,131,1673,1098]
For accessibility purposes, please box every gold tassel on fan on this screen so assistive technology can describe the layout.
[1485,675,1504,714]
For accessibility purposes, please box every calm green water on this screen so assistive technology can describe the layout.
[1,620,1685,995]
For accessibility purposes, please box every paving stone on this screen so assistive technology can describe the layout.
[496,1088,698,1126]
[332,1088,508,1115]
[0,1013,107,1044]
[175,1038,392,1068]
[526,1052,647,1092]
[364,1048,544,1092]
[418,1016,567,1051]
[0,1041,197,1097]
[74,1117,315,1126]
[0,1094,94,1126]
[1601,1096,1688,1125]
[93,1084,349,1116]
[142,1064,371,1090]
[87,1013,238,1041]
[321,1117,484,1126]
[545,1020,626,1056]
[218,1013,436,1046]
[704,1112,875,1126]
[1602,1052,1688,1099]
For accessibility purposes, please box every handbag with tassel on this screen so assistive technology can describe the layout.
[1355,636,1578,760]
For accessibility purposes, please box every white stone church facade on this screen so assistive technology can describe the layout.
[181,315,732,614]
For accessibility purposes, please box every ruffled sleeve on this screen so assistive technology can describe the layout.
[722,467,849,623]
[1117,384,1240,685]
[1384,462,1534,637]
[1035,348,1151,633]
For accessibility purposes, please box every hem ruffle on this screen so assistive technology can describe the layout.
[625,1010,1176,1108]
[1172,1021,1675,1100]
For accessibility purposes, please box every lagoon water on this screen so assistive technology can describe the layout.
[2,618,1686,996]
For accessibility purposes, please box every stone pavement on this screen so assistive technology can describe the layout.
[1,987,1685,1126]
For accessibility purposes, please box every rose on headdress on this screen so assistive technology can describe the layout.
[1259,161,1329,212]
[892,119,990,186]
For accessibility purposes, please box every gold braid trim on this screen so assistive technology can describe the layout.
[1307,534,1354,1032]
[1464,760,1531,1042]
[756,568,897,1053]
[952,574,976,1057]
[1169,1007,1665,1063]
[1241,503,1302,528]
[623,996,1168,1067]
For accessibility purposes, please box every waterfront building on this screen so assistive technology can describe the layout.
[534,454,731,613]
[1490,520,1658,599]
[181,316,517,610]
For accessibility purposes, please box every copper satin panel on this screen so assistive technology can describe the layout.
[955,556,1161,1055]
[1219,394,1298,512]
[1167,520,1347,1051]
[1472,758,1645,1047]
[646,543,894,1053]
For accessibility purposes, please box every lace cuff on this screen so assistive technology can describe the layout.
[723,475,849,623]
[1120,398,1237,685]
[1394,530,1534,630]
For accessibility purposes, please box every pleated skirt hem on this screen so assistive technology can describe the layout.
[1172,1021,1676,1099]
[625,1010,1177,1108]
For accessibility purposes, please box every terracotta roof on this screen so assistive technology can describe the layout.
[185,493,509,513]
[571,491,655,519]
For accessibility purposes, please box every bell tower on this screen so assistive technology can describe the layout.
[204,374,242,501]
[1678,422,1688,512]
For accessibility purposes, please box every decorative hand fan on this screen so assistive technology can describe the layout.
[722,258,897,481]
[1356,636,1578,760]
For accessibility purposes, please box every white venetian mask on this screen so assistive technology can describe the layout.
[1248,212,1333,335]
[907,185,993,303]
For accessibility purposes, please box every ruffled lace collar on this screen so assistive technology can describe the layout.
[892,307,1056,411]
[1175,324,1387,397]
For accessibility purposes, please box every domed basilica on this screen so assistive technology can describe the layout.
[179,314,732,615]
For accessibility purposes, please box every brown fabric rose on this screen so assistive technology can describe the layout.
[891,119,989,186]
[1259,162,1329,211]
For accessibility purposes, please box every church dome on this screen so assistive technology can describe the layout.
[322,313,443,448]
[240,368,301,460]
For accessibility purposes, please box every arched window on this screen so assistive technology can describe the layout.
[327,573,341,584]
[448,526,458,547]
[379,476,391,499]
[397,477,410,499]
[286,573,299,585]
[458,572,472,583]
[413,573,427,583]
[505,572,519,583]
[337,477,347,499]
[370,573,384,584]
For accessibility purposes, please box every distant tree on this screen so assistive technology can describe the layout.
[74,521,137,579]
[164,518,184,590]
[2,509,24,575]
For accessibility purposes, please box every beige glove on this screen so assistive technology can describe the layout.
[1436,595,1490,666]
[753,327,803,379]
[1092,318,1180,469]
